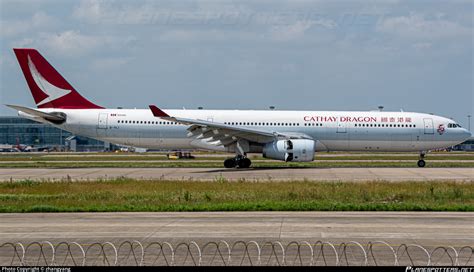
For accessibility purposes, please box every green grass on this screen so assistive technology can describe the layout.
[0,178,472,212]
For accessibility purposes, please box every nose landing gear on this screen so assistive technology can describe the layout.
[223,155,252,168]
[417,152,426,168]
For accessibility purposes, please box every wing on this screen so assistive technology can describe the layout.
[149,105,312,147]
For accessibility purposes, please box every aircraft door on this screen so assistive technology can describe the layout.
[423,118,434,134]
[97,113,108,138]
[335,118,349,150]
[337,121,347,133]
[97,113,108,129]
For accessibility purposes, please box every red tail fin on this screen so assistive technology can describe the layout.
[13,48,102,109]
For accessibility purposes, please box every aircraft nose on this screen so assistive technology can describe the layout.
[461,129,472,141]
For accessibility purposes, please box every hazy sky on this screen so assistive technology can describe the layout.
[0,0,472,126]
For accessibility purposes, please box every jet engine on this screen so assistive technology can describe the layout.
[263,139,316,162]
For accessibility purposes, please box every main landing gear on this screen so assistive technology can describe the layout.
[417,152,426,168]
[224,155,252,168]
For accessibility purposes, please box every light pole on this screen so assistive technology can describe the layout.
[468,115,472,132]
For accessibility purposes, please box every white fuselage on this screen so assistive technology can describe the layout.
[30,108,470,153]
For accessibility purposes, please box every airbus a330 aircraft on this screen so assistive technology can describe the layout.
[7,49,471,168]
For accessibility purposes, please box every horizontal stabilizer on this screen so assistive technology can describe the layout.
[5,104,66,122]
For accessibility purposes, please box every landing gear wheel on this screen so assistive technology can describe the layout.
[417,160,426,168]
[224,158,236,168]
[238,158,252,168]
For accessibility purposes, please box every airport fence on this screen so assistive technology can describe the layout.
[0,240,472,266]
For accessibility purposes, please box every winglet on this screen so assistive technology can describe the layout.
[149,105,170,117]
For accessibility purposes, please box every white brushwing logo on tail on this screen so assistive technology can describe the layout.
[27,55,71,106]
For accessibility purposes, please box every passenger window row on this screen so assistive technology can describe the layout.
[355,123,416,128]
[117,120,180,125]
[223,122,300,126]
[117,120,418,128]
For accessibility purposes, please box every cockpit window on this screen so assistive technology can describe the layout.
[448,123,462,128]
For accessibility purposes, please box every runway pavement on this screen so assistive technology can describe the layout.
[0,167,472,182]
[0,212,472,246]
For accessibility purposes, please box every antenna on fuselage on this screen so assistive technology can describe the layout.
[378,106,384,112]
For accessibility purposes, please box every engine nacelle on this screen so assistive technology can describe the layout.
[263,139,316,162]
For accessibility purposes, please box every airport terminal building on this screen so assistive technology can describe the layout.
[453,136,474,151]
[0,116,110,152]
